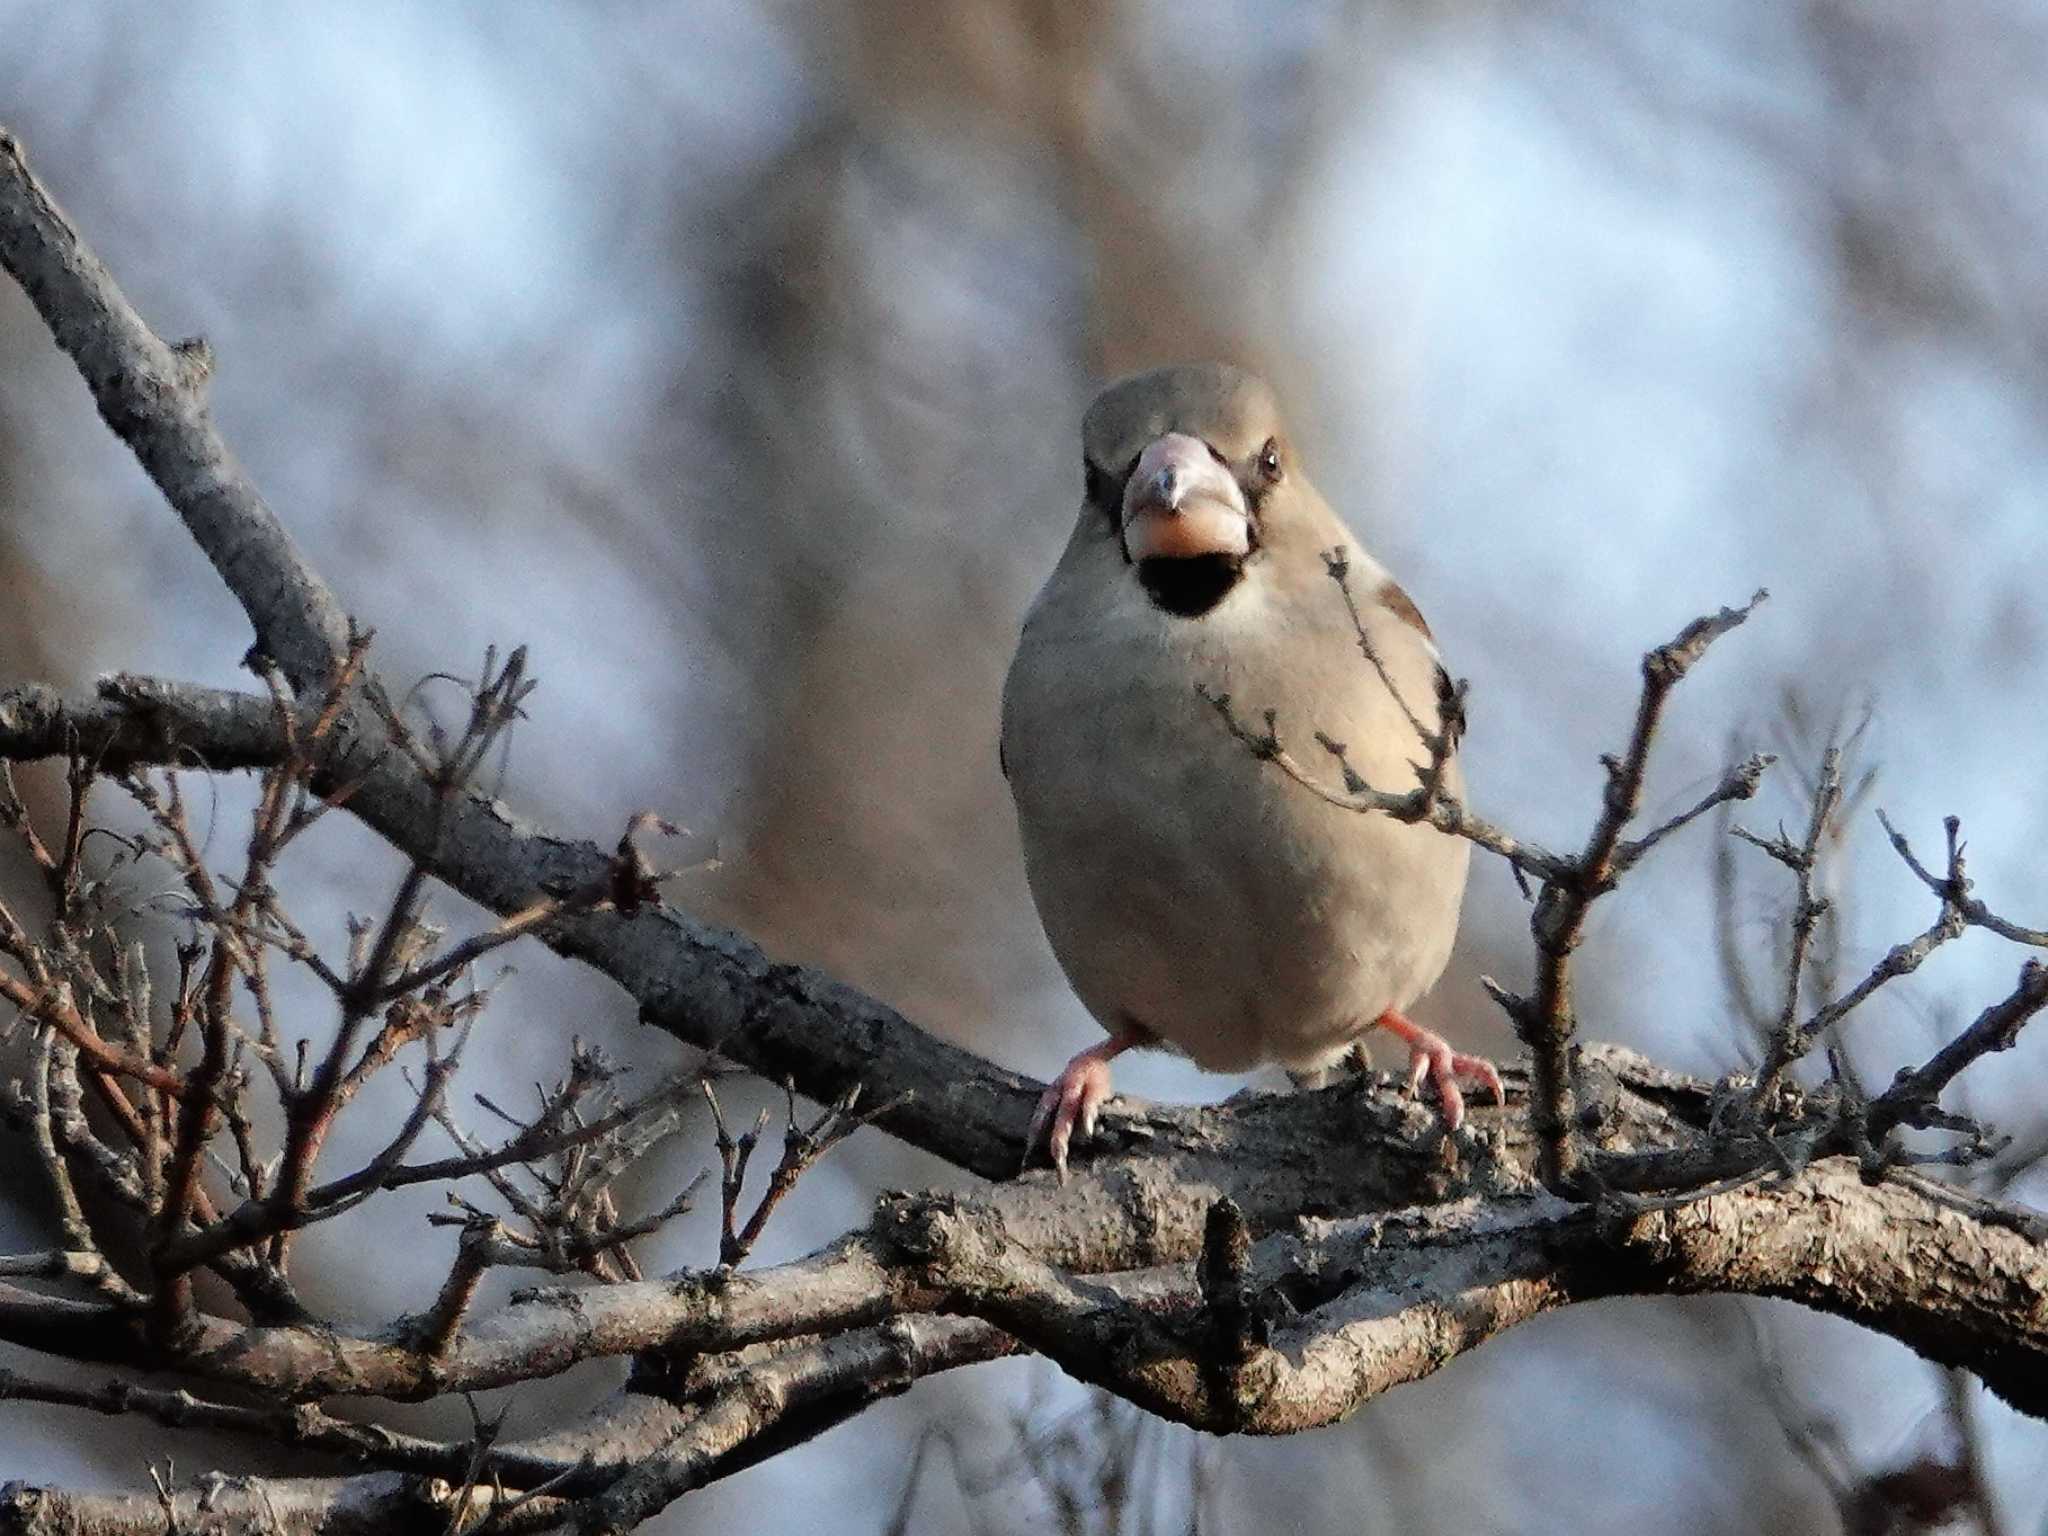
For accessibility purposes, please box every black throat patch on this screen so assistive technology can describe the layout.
[1136,554,1245,618]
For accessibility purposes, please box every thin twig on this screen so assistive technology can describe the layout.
[1745,746,1846,1103]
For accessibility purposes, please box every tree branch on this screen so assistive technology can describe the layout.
[0,131,347,691]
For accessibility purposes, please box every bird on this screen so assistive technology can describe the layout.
[1000,362,1500,1176]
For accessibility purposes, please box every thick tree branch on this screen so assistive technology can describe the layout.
[0,1049,2037,1439]
[571,1318,1015,1534]
[881,1159,2048,1429]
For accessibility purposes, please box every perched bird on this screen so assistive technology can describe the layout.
[1001,362,1500,1175]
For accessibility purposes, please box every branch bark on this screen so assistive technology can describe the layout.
[0,132,347,692]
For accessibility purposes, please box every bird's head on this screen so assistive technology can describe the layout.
[1079,362,1307,618]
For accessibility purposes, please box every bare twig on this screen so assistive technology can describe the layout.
[1217,583,1768,1189]
[1512,592,1769,1186]
[1879,810,2048,949]
[1743,745,1846,1103]
[702,1077,882,1269]
[1198,685,1576,883]
[1868,960,2048,1144]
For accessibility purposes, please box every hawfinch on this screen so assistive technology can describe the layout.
[1002,363,1499,1174]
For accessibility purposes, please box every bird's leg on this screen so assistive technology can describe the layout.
[1373,1010,1503,1133]
[1027,1029,1141,1180]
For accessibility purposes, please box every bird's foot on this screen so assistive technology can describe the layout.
[1373,1010,1503,1133]
[1026,1035,1133,1181]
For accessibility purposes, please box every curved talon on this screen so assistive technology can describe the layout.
[1374,1010,1503,1134]
[1026,1033,1137,1180]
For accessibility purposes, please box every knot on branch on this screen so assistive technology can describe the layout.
[169,335,213,390]
[609,811,679,914]
[1196,1197,1261,1361]
[875,1192,987,1276]
[1643,589,1769,688]
[1187,1195,1276,1432]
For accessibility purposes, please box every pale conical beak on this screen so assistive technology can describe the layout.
[1120,433,1250,562]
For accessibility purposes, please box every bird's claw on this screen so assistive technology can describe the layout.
[1025,1048,1118,1182]
[1377,1011,1503,1134]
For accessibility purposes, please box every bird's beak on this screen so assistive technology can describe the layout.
[1120,433,1251,562]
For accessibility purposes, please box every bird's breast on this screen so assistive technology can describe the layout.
[1002,579,1468,1074]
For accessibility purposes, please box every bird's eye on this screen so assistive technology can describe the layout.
[1257,438,1283,483]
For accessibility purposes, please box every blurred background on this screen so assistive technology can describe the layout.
[2,3,2046,1531]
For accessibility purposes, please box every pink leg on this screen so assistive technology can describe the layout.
[1027,1031,1139,1180]
[1373,1010,1503,1133]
